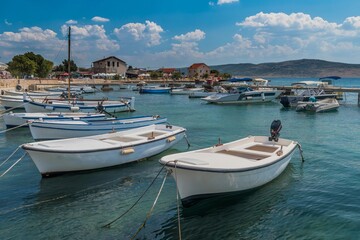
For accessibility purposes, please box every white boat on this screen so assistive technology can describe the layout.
[2,112,106,128]
[280,81,337,107]
[23,97,135,113]
[2,90,63,97]
[201,87,282,104]
[0,95,27,109]
[170,85,204,95]
[28,115,168,140]
[295,98,340,113]
[22,124,186,177]
[160,120,299,207]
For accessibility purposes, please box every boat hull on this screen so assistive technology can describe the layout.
[3,113,106,128]
[23,97,135,113]
[23,125,186,177]
[168,151,294,206]
[202,90,282,104]
[29,116,168,140]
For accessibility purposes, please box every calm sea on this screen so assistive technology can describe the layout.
[1,78,360,240]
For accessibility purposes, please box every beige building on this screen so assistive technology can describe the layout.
[92,56,127,78]
[188,63,210,78]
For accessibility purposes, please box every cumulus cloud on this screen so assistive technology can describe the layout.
[0,27,57,42]
[66,20,78,25]
[91,16,110,22]
[173,29,205,42]
[114,20,163,47]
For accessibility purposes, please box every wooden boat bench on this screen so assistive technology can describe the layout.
[217,149,270,160]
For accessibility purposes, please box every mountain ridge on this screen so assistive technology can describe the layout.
[209,59,360,77]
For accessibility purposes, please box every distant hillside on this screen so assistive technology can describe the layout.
[209,59,360,77]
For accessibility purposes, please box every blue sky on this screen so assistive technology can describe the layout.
[2,0,360,69]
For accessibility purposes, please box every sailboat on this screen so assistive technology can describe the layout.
[24,26,136,113]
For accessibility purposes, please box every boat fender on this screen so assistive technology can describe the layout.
[167,136,176,142]
[16,85,22,91]
[121,148,135,155]
[70,106,80,112]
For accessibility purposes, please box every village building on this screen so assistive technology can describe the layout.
[158,68,178,78]
[92,56,127,78]
[188,63,210,78]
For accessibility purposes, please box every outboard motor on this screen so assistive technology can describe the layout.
[269,120,282,142]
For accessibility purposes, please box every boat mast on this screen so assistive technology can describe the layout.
[67,26,71,99]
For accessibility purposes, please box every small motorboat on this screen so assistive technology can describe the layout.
[28,115,168,140]
[160,120,301,207]
[139,86,171,94]
[201,87,282,104]
[295,98,340,113]
[23,124,186,177]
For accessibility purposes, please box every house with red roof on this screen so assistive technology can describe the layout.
[188,63,210,78]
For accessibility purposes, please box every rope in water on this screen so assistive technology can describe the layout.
[297,142,305,162]
[0,122,29,134]
[0,152,27,177]
[174,160,182,240]
[102,165,166,228]
[0,145,22,169]
[130,170,169,240]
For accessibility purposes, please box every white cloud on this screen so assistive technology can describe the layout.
[114,20,163,47]
[237,12,339,31]
[91,16,110,22]
[173,29,206,42]
[0,27,57,42]
[209,2,215,6]
[66,20,78,25]
[217,0,238,5]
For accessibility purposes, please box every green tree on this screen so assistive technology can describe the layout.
[171,71,181,80]
[150,71,160,79]
[24,52,53,78]
[210,69,220,77]
[61,59,78,72]
[7,55,37,78]
[7,52,53,78]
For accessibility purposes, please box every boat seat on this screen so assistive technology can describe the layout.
[245,144,278,153]
[138,131,166,139]
[217,149,270,160]
[101,136,142,143]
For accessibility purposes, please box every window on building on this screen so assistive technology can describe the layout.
[107,61,110,67]
[117,62,119,67]
[113,61,115,67]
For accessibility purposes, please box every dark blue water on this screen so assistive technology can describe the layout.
[1,78,360,239]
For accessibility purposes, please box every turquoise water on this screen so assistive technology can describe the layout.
[1,78,360,239]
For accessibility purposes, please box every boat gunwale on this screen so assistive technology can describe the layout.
[161,142,297,173]
[22,129,186,153]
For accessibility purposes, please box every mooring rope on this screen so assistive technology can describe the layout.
[0,152,27,177]
[184,134,191,149]
[130,170,169,240]
[0,122,29,134]
[0,102,27,116]
[297,142,305,162]
[0,145,22,169]
[102,165,166,228]
[174,161,182,240]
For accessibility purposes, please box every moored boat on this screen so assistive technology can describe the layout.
[295,98,340,113]
[201,87,282,104]
[2,112,106,128]
[22,124,186,177]
[160,120,301,207]
[28,115,168,140]
[23,97,135,113]
[139,86,171,94]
